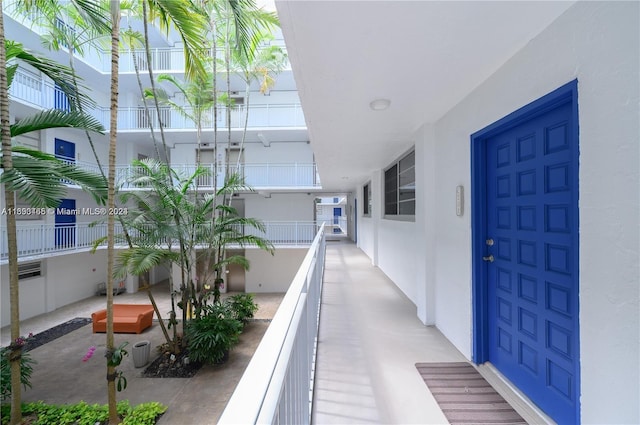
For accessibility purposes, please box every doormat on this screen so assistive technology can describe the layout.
[415,362,527,425]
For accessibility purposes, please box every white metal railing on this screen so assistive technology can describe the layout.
[0,221,321,262]
[0,158,319,190]
[8,68,58,110]
[9,67,306,131]
[219,225,325,424]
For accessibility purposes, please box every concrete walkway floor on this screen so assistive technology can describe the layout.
[0,288,283,424]
[312,240,469,424]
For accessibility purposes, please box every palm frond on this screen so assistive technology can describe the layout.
[116,247,178,278]
[10,109,105,138]
[1,146,107,207]
[6,64,18,88]
[6,40,93,110]
[70,0,111,34]
[147,0,207,80]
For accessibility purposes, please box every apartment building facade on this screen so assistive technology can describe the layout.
[1,4,323,326]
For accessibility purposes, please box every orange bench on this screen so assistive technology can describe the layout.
[91,304,154,334]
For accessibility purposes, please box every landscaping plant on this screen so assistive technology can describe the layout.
[226,293,259,323]
[0,400,167,425]
[185,303,243,364]
[0,345,35,402]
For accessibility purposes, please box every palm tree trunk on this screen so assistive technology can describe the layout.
[107,2,121,423]
[141,1,171,165]
[0,6,24,425]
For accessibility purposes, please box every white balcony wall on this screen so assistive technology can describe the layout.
[9,67,304,133]
[243,142,313,163]
[244,248,308,293]
[244,193,315,222]
[115,104,305,131]
[249,90,300,105]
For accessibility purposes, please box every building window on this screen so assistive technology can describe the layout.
[18,261,42,280]
[384,149,415,217]
[363,183,371,216]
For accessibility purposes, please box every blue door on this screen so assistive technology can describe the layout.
[55,198,76,247]
[55,138,75,163]
[333,207,342,233]
[473,82,579,424]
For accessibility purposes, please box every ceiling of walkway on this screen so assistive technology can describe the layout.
[275,1,575,192]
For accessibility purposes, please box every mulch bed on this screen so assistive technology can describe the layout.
[142,350,203,378]
[2,317,93,352]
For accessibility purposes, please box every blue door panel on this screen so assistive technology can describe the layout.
[55,199,76,247]
[55,138,75,162]
[484,100,579,424]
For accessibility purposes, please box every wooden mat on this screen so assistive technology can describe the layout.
[415,362,527,425]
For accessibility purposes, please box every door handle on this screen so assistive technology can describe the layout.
[482,255,494,262]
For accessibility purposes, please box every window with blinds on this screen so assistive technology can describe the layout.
[363,182,371,216]
[384,149,415,217]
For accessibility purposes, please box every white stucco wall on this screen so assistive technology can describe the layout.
[244,192,315,221]
[1,250,107,327]
[358,218,374,256]
[243,141,312,163]
[376,220,418,304]
[244,248,307,292]
[0,269,46,326]
[357,2,638,423]
[432,2,638,423]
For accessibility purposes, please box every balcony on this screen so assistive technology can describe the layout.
[9,68,305,132]
[220,230,468,424]
[0,221,320,263]
[116,104,305,131]
[115,163,320,190]
[5,5,290,74]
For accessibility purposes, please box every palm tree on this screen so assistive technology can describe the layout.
[105,1,120,422]
[229,31,287,177]
[112,160,274,350]
[205,2,280,298]
[0,12,20,425]
[143,72,215,168]
[1,34,107,425]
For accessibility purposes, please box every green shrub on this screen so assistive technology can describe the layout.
[123,402,167,425]
[0,400,166,425]
[186,303,243,364]
[0,346,36,401]
[226,293,259,323]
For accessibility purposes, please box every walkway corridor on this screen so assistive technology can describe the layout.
[312,240,468,424]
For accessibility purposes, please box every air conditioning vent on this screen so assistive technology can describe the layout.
[18,261,42,280]
[230,95,244,106]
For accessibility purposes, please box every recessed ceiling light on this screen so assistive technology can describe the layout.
[369,98,391,111]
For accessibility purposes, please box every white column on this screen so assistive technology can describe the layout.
[371,169,382,266]
[415,124,437,325]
